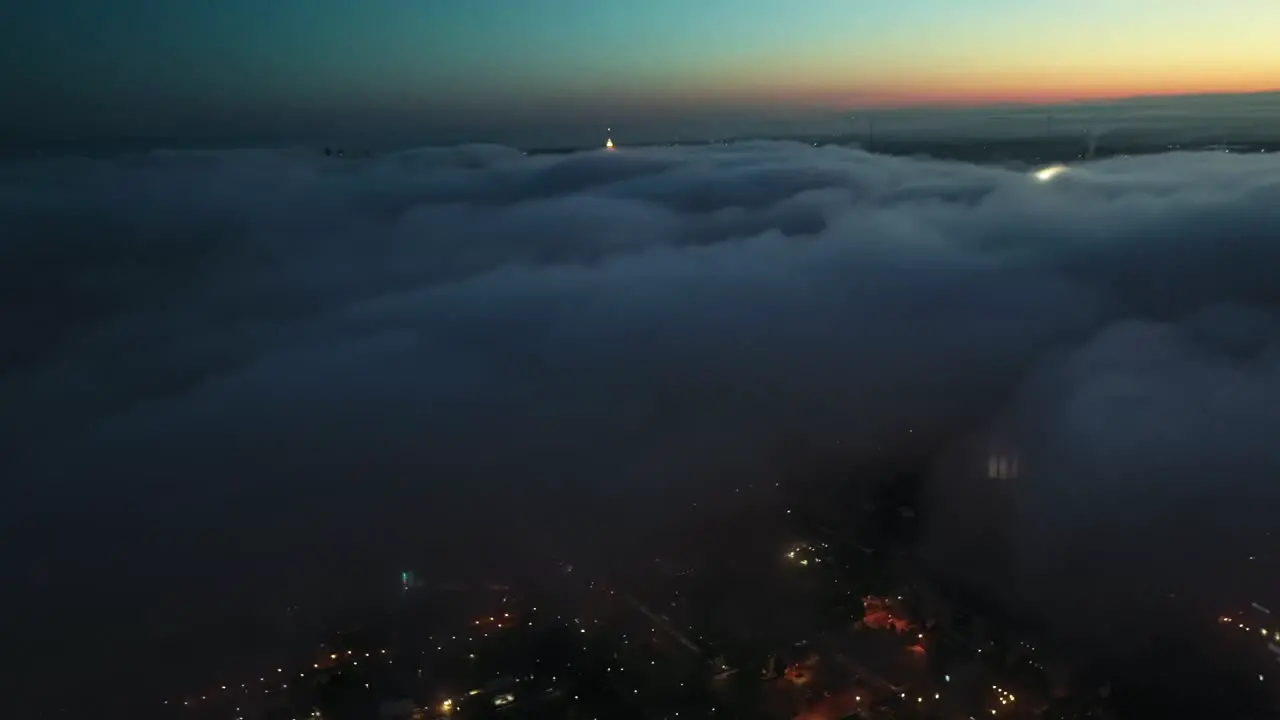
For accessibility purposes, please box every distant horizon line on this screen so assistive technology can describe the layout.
[846,86,1280,112]
[3,87,1279,155]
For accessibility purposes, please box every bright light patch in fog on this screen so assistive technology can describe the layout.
[1033,164,1069,182]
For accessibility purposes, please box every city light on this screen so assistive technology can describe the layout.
[157,514,1109,718]
[1033,164,1069,182]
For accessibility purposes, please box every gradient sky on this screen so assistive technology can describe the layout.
[4,0,1279,146]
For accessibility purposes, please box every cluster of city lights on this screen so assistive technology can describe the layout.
[1220,613,1280,642]
[438,686,511,716]
[991,684,1016,713]
[474,611,517,632]
[421,608,540,655]
[898,690,942,704]
[162,649,390,709]
[785,542,827,567]
[166,542,1014,719]
[432,602,690,716]
[435,610,718,718]
[172,530,1062,720]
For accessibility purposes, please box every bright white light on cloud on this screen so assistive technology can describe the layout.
[1033,164,1069,182]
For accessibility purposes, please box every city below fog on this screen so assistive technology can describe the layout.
[136,459,1280,720]
[7,93,1280,720]
[9,0,1280,713]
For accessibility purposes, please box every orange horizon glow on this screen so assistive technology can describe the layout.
[470,75,1280,121]
[417,0,1280,136]
[688,71,1280,112]
[821,80,1280,111]
[635,13,1280,113]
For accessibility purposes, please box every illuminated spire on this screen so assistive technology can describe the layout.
[605,127,615,150]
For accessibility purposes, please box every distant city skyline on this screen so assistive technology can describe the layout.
[7,90,1280,155]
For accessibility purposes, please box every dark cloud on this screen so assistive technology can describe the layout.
[4,142,1280,711]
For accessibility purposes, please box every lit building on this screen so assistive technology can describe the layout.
[983,440,1020,588]
[987,451,1020,480]
[922,433,1022,596]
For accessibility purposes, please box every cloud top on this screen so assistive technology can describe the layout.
[4,142,1280,709]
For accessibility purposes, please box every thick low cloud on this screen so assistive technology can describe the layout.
[4,142,1280,709]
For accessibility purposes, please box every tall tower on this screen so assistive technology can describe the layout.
[984,441,1020,579]
[604,127,615,150]
[922,434,1022,598]
[987,449,1020,481]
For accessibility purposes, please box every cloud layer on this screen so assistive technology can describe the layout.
[5,142,1280,709]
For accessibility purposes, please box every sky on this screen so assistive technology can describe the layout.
[4,0,1280,146]
[6,142,1280,716]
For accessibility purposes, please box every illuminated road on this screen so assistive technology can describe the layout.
[621,594,704,655]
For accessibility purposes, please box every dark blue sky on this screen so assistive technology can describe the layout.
[7,1,451,143]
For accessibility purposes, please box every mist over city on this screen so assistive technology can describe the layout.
[5,132,1280,717]
[6,1,1280,719]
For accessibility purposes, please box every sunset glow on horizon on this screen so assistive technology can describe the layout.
[6,0,1280,143]
[580,0,1280,111]
[432,0,1280,113]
